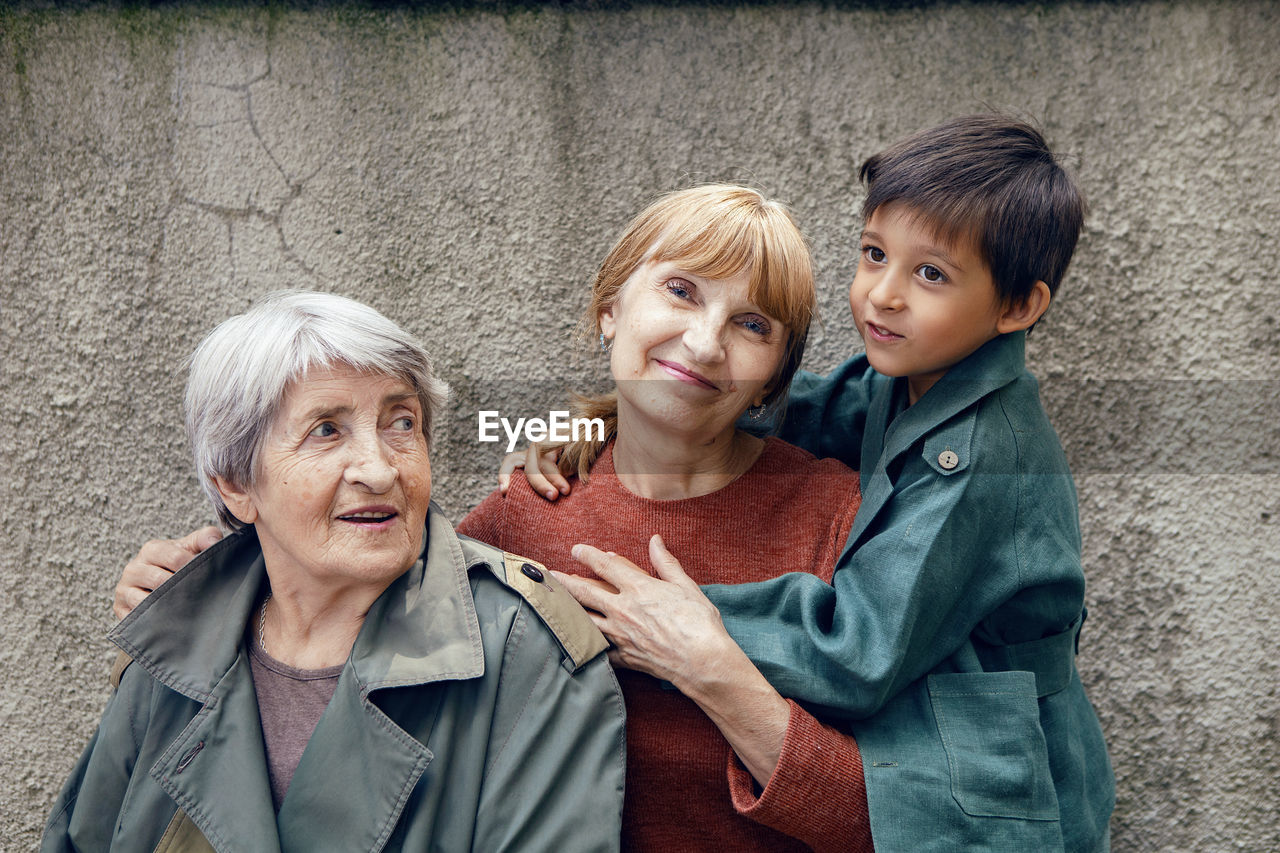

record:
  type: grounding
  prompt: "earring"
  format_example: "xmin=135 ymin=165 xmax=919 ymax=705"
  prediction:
xmin=747 ymin=404 xmax=768 ymax=421
xmin=599 ymin=333 xmax=612 ymax=353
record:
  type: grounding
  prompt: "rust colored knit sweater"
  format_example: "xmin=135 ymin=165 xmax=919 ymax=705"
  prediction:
xmin=458 ymin=437 xmax=874 ymax=853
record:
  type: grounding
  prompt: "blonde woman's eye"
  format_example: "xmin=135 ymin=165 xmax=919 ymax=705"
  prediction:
xmin=666 ymin=279 xmax=693 ymax=299
xmin=741 ymin=315 xmax=772 ymax=336
xmin=919 ymin=265 xmax=946 ymax=283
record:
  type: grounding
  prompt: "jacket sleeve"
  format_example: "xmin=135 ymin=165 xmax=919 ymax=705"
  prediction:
xmin=471 ymin=603 xmax=626 ymax=853
xmin=704 ymin=422 xmax=1080 ymax=720
xmin=42 ymin=665 xmax=151 ymax=852
xmin=726 ymin=700 xmax=873 ymax=852
xmin=775 ymin=356 xmax=878 ymax=467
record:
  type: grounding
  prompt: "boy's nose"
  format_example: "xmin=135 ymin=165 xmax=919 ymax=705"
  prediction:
xmin=868 ymin=274 xmax=906 ymax=311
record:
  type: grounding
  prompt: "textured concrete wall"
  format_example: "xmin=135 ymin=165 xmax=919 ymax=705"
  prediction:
xmin=3 ymin=1 xmax=1277 ymax=849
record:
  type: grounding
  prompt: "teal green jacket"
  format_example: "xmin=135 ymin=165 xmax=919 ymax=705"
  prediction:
xmin=706 ymin=332 xmax=1114 ymax=852
xmin=44 ymin=505 xmax=626 ymax=853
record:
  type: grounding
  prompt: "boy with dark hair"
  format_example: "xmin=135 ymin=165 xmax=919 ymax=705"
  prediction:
xmin=694 ymin=114 xmax=1115 ymax=851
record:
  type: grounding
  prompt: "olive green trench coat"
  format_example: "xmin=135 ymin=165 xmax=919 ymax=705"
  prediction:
xmin=44 ymin=504 xmax=626 ymax=852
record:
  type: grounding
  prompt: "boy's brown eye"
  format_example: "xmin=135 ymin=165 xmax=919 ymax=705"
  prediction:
xmin=865 ymin=246 xmax=886 ymax=263
xmin=920 ymin=265 xmax=945 ymax=283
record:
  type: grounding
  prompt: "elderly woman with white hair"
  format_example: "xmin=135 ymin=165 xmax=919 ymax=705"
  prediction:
xmin=43 ymin=291 xmax=625 ymax=853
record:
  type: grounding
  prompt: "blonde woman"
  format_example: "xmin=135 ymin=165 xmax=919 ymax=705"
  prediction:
xmin=113 ymin=187 xmax=873 ymax=852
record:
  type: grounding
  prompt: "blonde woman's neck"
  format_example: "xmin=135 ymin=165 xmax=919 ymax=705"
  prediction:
xmin=610 ymin=413 xmax=764 ymax=501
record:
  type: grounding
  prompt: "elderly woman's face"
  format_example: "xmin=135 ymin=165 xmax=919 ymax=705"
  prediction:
xmin=217 ymin=363 xmax=432 ymax=590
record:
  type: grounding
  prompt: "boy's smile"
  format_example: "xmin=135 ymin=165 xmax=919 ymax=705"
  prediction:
xmin=850 ymin=204 xmax=1026 ymax=405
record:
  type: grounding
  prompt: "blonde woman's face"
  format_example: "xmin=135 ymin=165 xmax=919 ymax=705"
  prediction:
xmin=599 ymin=260 xmax=786 ymax=442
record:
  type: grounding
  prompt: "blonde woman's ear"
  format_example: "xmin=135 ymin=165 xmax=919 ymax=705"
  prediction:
xmin=598 ymin=306 xmax=617 ymax=339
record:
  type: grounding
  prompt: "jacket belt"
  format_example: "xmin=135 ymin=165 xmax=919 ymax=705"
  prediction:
xmin=973 ymin=609 xmax=1086 ymax=698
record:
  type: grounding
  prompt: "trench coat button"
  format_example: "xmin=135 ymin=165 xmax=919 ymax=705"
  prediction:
xmin=521 ymin=563 xmax=545 ymax=583
xmin=938 ymin=450 xmax=959 ymax=470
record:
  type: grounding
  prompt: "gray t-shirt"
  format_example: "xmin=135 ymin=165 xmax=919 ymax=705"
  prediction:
xmin=247 ymin=637 xmax=342 ymax=812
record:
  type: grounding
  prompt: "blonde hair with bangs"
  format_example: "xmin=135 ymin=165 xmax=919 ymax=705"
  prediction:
xmin=559 ymin=184 xmax=815 ymax=482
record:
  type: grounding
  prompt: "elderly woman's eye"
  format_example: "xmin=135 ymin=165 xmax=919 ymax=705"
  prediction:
xmin=391 ymin=416 xmax=415 ymax=431
xmin=309 ymin=422 xmax=338 ymax=438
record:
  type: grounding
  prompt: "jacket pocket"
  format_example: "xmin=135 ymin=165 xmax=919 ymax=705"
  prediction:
xmin=928 ymin=670 xmax=1060 ymax=821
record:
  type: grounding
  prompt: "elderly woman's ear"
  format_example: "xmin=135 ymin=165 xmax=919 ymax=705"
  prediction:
xmin=214 ymin=476 xmax=258 ymax=526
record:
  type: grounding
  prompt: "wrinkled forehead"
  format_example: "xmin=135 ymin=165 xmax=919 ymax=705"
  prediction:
xmin=270 ymin=362 xmax=420 ymax=426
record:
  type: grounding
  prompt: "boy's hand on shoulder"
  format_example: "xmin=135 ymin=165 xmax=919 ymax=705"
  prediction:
xmin=497 ymin=443 xmax=570 ymax=501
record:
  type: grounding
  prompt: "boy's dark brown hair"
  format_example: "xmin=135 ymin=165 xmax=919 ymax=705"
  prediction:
xmin=859 ymin=114 xmax=1086 ymax=308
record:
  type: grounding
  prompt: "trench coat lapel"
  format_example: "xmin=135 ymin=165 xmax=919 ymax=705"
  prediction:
xmin=110 ymin=531 xmax=282 ymax=851
xmin=150 ymin=654 xmax=283 ymax=851
xmin=109 ymin=506 xmax=486 ymax=853
xmin=274 ymin=504 xmax=485 ymax=852
xmin=844 ymin=332 xmax=1027 ymax=551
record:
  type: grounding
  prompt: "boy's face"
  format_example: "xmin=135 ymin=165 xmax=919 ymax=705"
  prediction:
xmin=850 ymin=204 xmax=1007 ymax=404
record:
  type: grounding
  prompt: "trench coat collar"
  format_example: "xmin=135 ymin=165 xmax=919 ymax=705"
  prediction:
xmin=109 ymin=502 xmax=484 ymax=701
xmin=849 ymin=332 xmax=1027 ymax=547
xmin=108 ymin=502 xmax=486 ymax=852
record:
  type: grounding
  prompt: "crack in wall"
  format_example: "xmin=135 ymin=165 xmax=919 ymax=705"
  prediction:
xmin=172 ymin=41 xmax=328 ymax=287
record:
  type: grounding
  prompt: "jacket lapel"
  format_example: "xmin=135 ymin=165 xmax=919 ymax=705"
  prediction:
xmin=843 ymin=333 xmax=1028 ymax=553
xmin=273 ymin=675 xmax=437 ymax=853
xmin=275 ymin=504 xmax=485 ymax=853
xmin=110 ymin=530 xmax=282 ymax=850
xmin=111 ymin=507 xmax=486 ymax=853
xmin=109 ymin=528 xmax=267 ymax=703
xmin=149 ymin=653 xmax=283 ymax=851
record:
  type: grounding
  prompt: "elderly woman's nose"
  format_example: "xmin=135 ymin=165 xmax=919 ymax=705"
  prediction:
xmin=343 ymin=433 xmax=398 ymax=491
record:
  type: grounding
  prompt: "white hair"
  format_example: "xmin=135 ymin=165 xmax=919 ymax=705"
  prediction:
xmin=185 ymin=290 xmax=450 ymax=529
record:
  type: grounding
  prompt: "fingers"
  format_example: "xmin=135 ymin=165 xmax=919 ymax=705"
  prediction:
xmin=113 ymin=585 xmax=152 ymax=621
xmin=534 ymin=445 xmax=570 ymax=497
xmin=113 ymin=528 xmax=216 ymax=621
xmin=139 ymin=536 xmax=203 ymax=575
xmin=497 ymin=452 xmax=527 ymax=495
xmin=647 ymin=534 xmax=694 ymax=586
xmin=570 ymin=543 xmax=653 ymax=589
xmin=523 ymin=444 xmax=569 ymax=501
xmin=551 ymin=569 xmax=618 ymax=615
xmin=113 ymin=542 xmax=179 ymax=621
xmin=497 ymin=445 xmax=570 ymax=500
xmin=185 ymin=525 xmax=224 ymax=554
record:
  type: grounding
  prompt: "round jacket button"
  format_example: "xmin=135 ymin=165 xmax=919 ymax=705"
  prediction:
xmin=521 ymin=563 xmax=545 ymax=583
xmin=938 ymin=450 xmax=959 ymax=470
